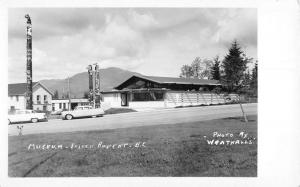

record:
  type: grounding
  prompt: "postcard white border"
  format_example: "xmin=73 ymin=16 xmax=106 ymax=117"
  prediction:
xmin=1 ymin=0 xmax=300 ymax=187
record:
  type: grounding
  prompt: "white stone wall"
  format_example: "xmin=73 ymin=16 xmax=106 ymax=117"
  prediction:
xmin=102 ymin=93 xmax=122 ymax=108
xmin=128 ymin=101 xmax=165 ymax=109
xmin=8 ymin=95 xmax=26 ymax=110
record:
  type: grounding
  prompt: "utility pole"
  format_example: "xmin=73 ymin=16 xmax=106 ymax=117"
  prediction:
xmin=25 ymin=14 xmax=33 ymax=110
xmin=92 ymin=70 xmax=96 ymax=109
xmin=68 ymin=77 xmax=71 ymax=110
xmin=62 ymin=87 xmax=65 ymax=99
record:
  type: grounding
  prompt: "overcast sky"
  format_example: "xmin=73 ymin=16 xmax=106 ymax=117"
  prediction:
xmin=8 ymin=8 xmax=257 ymax=83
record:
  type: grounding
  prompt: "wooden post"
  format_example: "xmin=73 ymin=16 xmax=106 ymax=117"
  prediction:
xmin=239 ymin=95 xmax=248 ymax=122
xmin=68 ymin=77 xmax=71 ymax=111
xmin=92 ymin=69 xmax=96 ymax=109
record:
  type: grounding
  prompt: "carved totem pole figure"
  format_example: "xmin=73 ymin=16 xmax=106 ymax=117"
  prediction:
xmin=25 ymin=14 xmax=33 ymax=110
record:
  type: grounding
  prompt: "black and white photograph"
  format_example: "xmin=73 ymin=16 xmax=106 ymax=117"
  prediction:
xmin=7 ymin=8 xmax=258 ymax=177
xmin=1 ymin=0 xmax=299 ymax=186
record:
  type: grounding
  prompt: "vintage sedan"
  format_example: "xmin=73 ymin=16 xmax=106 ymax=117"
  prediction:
xmin=61 ymin=106 xmax=104 ymax=120
xmin=8 ymin=110 xmax=48 ymax=124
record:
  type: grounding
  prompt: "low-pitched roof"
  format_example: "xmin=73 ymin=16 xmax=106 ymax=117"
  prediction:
xmin=141 ymin=75 xmax=220 ymax=85
xmin=8 ymin=82 xmax=38 ymax=95
xmin=8 ymin=82 xmax=53 ymax=96
xmin=114 ymin=75 xmax=221 ymax=90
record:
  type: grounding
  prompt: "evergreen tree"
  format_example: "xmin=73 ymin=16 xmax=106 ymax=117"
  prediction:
xmin=83 ymin=91 xmax=89 ymax=99
xmin=62 ymin=93 xmax=69 ymax=99
xmin=210 ymin=56 xmax=221 ymax=80
xmin=243 ymin=69 xmax=251 ymax=88
xmin=221 ymin=40 xmax=250 ymax=93
xmin=53 ymin=90 xmax=59 ymax=99
xmin=250 ymin=61 xmax=258 ymax=96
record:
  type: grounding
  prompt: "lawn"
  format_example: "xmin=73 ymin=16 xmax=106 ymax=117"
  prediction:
xmin=8 ymin=115 xmax=257 ymax=177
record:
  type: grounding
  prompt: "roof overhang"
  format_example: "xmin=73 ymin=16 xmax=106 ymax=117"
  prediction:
xmin=114 ymin=75 xmax=222 ymax=90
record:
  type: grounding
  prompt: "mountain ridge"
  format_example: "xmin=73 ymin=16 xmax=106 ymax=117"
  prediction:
xmin=39 ymin=67 xmax=143 ymax=98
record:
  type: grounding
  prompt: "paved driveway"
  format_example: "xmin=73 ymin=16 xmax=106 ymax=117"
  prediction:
xmin=8 ymin=103 xmax=257 ymax=136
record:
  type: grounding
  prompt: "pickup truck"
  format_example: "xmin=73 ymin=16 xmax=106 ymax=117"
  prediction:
xmin=8 ymin=109 xmax=47 ymax=124
xmin=61 ymin=106 xmax=104 ymax=120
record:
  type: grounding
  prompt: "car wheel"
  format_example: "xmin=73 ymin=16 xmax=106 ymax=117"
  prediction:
xmin=66 ymin=114 xmax=73 ymax=120
xmin=31 ymin=118 xmax=38 ymax=123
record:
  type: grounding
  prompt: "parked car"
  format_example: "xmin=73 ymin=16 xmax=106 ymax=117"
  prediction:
xmin=61 ymin=106 xmax=104 ymax=120
xmin=8 ymin=109 xmax=48 ymax=124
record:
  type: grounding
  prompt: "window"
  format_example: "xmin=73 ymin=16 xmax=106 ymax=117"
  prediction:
xmin=63 ymin=103 xmax=66 ymax=109
xmin=59 ymin=103 xmax=62 ymax=109
xmin=44 ymin=95 xmax=47 ymax=102
xmin=16 ymin=95 xmax=19 ymax=102
xmin=132 ymin=91 xmax=164 ymax=101
xmin=37 ymin=95 xmax=40 ymax=104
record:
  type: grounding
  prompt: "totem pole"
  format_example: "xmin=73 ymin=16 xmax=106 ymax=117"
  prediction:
xmin=94 ymin=63 xmax=101 ymax=108
xmin=87 ymin=65 xmax=93 ymax=106
xmin=25 ymin=14 xmax=33 ymax=110
xmin=87 ymin=63 xmax=101 ymax=108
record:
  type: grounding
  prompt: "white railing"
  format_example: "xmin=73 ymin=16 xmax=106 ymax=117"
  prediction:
xmin=165 ymin=91 xmax=239 ymax=107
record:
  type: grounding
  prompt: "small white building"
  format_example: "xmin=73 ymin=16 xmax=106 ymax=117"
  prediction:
xmin=51 ymin=98 xmax=90 ymax=111
xmin=51 ymin=99 xmax=70 ymax=111
xmin=8 ymin=82 xmax=53 ymax=111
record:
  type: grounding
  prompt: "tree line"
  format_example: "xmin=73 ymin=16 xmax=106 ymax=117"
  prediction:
xmin=179 ymin=40 xmax=257 ymax=96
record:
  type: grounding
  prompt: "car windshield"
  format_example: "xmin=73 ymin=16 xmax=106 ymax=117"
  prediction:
xmin=15 ymin=110 xmax=32 ymax=114
xmin=15 ymin=111 xmax=25 ymax=114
